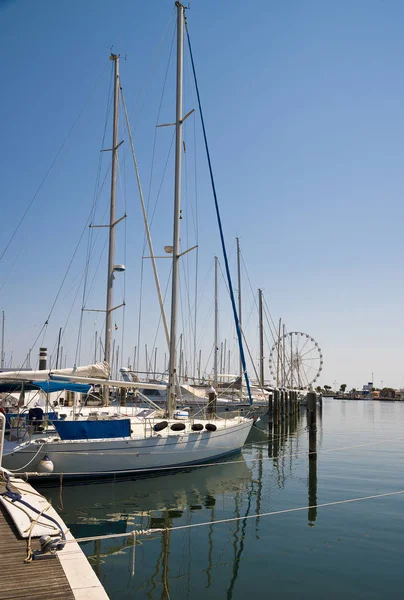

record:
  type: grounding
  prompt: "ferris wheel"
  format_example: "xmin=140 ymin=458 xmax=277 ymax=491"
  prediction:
xmin=268 ymin=331 xmax=323 ymax=389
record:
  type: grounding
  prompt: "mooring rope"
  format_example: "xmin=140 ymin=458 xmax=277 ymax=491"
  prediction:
xmin=61 ymin=488 xmax=404 ymax=546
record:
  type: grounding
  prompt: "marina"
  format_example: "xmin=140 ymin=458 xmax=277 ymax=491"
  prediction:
xmin=1 ymin=0 xmax=404 ymax=598
xmin=31 ymin=399 xmax=404 ymax=599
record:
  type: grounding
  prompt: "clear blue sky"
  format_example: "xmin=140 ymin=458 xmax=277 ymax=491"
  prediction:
xmin=1 ymin=0 xmax=404 ymax=389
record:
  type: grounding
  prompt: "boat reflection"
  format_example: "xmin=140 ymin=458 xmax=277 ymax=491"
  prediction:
xmin=38 ymin=454 xmax=252 ymax=532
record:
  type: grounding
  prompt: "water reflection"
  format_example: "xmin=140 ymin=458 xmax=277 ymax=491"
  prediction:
xmin=37 ymin=411 xmax=309 ymax=599
xmin=40 ymin=455 xmax=252 ymax=532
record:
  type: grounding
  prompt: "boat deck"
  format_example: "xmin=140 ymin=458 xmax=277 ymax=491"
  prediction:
xmin=0 ymin=501 xmax=75 ymax=600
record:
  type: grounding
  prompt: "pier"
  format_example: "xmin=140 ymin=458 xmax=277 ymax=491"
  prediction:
xmin=0 ymin=475 xmax=109 ymax=600
xmin=0 ymin=413 xmax=108 ymax=600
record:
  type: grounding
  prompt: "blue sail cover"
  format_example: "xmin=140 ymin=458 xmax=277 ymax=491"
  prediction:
xmin=54 ymin=418 xmax=131 ymax=440
xmin=32 ymin=381 xmax=92 ymax=394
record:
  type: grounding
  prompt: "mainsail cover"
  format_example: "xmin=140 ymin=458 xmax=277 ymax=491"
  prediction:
xmin=0 ymin=361 xmax=110 ymax=382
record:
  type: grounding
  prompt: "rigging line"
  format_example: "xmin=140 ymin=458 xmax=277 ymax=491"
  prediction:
xmin=195 ymin=259 xmax=214 ymax=313
xmin=75 ymin=215 xmax=109 ymax=366
xmin=216 ymin=257 xmax=265 ymax=392
xmin=183 ymin=119 xmax=191 ymax=364
xmin=83 ymin=236 xmax=109 ymax=309
xmin=92 ymin=61 xmax=114 ymax=221
xmin=129 ymin=7 xmax=176 ymax=124
xmin=179 ymin=247 xmax=195 ymax=366
xmin=185 ymin=52 xmax=200 ymax=377
xmin=82 ymin=167 xmax=112 ymax=303
xmin=143 ymin=22 xmax=177 ymax=255
xmin=185 ymin=23 xmax=256 ymax=403
xmin=75 ymin=239 xmax=109 ymax=366
xmin=136 ymin=259 xmax=144 ymax=372
xmin=0 ymin=60 xmax=109 ymax=269
xmin=66 ymin=489 xmax=404 ymax=546
xmin=195 ymin=297 xmax=215 ymax=351
xmin=120 ymin=84 xmax=171 ymax=354
xmin=262 ymin=295 xmax=281 ymax=344
xmin=80 ymin=68 xmax=114 ymax=319
xmin=33 ymin=211 xmax=91 ymax=369
xmin=149 ymin=265 xmax=173 ymax=370
xmin=148 ymin=131 xmax=176 ymax=234
xmin=262 ymin=295 xmax=282 ymax=346
xmin=80 ymin=168 xmax=113 ymax=311
xmin=61 ymin=270 xmax=87 ymax=352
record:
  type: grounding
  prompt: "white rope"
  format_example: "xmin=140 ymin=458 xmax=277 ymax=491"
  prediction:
xmin=169 ymin=489 xmax=404 ymax=532
xmin=69 ymin=528 xmax=163 ymax=544
xmin=61 ymin=489 xmax=404 ymax=545
xmin=131 ymin=531 xmax=136 ymax=577
xmin=10 ymin=443 xmax=44 ymax=472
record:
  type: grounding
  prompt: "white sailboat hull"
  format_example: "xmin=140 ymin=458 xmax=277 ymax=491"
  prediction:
xmin=2 ymin=418 xmax=253 ymax=479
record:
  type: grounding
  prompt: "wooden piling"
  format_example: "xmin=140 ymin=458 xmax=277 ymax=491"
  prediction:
xmin=267 ymin=391 xmax=273 ymax=420
xmin=273 ymin=389 xmax=279 ymax=425
xmin=308 ymin=446 xmax=317 ymax=525
xmin=307 ymin=392 xmax=318 ymax=524
xmin=307 ymin=391 xmax=317 ymax=456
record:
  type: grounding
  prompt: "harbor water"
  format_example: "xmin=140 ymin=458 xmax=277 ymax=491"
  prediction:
xmin=39 ymin=400 xmax=404 ymax=599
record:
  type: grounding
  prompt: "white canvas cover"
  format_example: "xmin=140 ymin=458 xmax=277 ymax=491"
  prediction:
xmin=180 ymin=383 xmax=209 ymax=399
xmin=0 ymin=361 xmax=110 ymax=381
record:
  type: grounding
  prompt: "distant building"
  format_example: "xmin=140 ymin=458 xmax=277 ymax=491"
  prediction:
xmin=362 ymin=382 xmax=373 ymax=395
xmin=380 ymin=388 xmax=396 ymax=399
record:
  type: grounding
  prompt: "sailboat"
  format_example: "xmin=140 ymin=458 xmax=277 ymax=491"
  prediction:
xmin=1 ymin=2 xmax=254 ymax=479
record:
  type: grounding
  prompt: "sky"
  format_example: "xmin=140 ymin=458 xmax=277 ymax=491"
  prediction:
xmin=1 ymin=0 xmax=404 ymax=390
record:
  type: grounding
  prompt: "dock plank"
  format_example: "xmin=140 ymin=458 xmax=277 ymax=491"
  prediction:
xmin=0 ymin=502 xmax=75 ymax=600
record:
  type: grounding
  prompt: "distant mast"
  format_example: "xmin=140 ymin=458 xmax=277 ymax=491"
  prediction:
xmin=236 ymin=237 xmax=243 ymax=387
xmin=214 ymin=256 xmax=218 ymax=389
xmin=258 ymin=289 xmax=264 ymax=387
xmin=1 ymin=311 xmax=4 ymax=369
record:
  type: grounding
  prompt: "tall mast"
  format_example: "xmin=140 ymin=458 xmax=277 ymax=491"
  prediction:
xmin=236 ymin=237 xmax=242 ymax=385
xmin=258 ymin=289 xmax=264 ymax=387
xmin=214 ymin=256 xmax=218 ymax=388
xmin=56 ymin=327 xmax=62 ymax=370
xmin=104 ymin=53 xmax=120 ymax=404
xmin=167 ymin=2 xmax=185 ymax=418
xmin=1 ymin=311 xmax=4 ymax=369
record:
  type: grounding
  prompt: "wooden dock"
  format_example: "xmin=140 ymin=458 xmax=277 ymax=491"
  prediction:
xmin=0 ymin=478 xmax=109 ymax=600
xmin=0 ymin=501 xmax=75 ymax=600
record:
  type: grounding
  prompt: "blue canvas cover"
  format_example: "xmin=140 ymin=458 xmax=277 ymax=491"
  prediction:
xmin=32 ymin=381 xmax=91 ymax=394
xmin=54 ymin=418 xmax=131 ymax=440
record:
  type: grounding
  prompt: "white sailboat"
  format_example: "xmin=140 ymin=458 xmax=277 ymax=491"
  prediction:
xmin=1 ymin=2 xmax=253 ymax=479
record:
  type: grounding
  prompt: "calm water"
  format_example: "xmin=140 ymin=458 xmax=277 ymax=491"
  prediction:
xmin=39 ymin=400 xmax=404 ymax=599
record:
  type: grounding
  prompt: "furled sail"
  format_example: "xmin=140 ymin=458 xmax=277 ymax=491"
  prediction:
xmin=0 ymin=361 xmax=110 ymax=381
